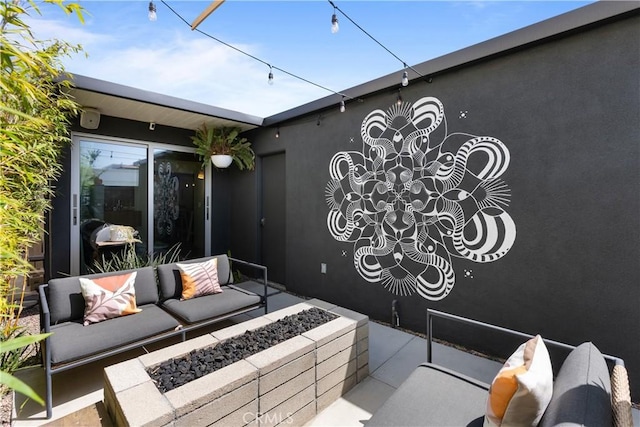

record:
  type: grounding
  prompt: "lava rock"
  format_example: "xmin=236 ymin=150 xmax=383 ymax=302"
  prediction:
xmin=148 ymin=307 xmax=337 ymax=392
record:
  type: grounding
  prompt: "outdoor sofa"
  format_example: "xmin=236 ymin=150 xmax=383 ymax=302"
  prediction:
xmin=38 ymin=254 xmax=267 ymax=419
xmin=367 ymin=309 xmax=633 ymax=427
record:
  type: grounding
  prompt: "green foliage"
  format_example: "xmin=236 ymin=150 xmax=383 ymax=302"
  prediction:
xmin=191 ymin=125 xmax=256 ymax=171
xmin=1 ymin=328 xmax=33 ymax=380
xmin=1 ymin=0 xmax=85 ymax=403
xmin=0 ymin=332 xmax=51 ymax=405
xmin=89 ymin=243 xmax=183 ymax=273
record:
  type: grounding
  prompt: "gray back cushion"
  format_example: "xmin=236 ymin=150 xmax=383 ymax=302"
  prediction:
xmin=47 ymin=267 xmax=158 ymax=324
xmin=539 ymin=342 xmax=612 ymax=427
xmin=156 ymin=254 xmax=232 ymax=301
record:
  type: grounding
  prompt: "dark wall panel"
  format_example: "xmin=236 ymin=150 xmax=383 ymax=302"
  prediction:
xmin=47 ymin=147 xmax=71 ymax=279
xmin=211 ymin=169 xmax=232 ymax=256
xmin=241 ymin=13 xmax=640 ymax=398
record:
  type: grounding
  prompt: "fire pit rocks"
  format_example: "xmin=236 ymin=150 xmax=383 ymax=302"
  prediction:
xmin=104 ymin=300 xmax=369 ymax=426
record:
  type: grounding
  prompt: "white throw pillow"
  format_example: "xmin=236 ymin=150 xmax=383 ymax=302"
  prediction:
xmin=484 ymin=335 xmax=553 ymax=427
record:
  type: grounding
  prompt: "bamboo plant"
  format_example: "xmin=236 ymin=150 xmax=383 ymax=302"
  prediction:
xmin=0 ymin=0 xmax=84 ymax=404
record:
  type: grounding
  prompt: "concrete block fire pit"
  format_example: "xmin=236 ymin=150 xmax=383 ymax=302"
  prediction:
xmin=104 ymin=301 xmax=368 ymax=426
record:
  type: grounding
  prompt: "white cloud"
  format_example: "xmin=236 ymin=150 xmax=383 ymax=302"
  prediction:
xmin=27 ymin=15 xmax=327 ymax=117
xmin=29 ymin=16 xmax=111 ymax=47
xmin=60 ymin=29 xmax=324 ymax=117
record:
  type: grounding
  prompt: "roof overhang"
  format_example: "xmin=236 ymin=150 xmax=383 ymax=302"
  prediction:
xmin=66 ymin=74 xmax=263 ymax=132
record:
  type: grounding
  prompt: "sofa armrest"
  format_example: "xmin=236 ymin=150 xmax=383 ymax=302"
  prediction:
xmin=426 ymin=309 xmax=624 ymax=367
xmin=229 ymin=257 xmax=268 ymax=305
xmin=38 ymin=284 xmax=51 ymax=334
xmin=38 ymin=284 xmax=52 ymax=370
xmin=611 ymin=363 xmax=634 ymax=427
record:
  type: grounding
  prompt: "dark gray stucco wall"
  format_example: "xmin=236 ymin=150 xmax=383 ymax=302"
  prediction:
xmin=239 ymin=12 xmax=640 ymax=398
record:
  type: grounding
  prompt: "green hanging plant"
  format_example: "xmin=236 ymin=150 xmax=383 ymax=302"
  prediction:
xmin=191 ymin=125 xmax=256 ymax=171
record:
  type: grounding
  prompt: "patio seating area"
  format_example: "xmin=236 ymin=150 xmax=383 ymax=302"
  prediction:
xmin=2 ymin=2 xmax=639 ymax=426
xmin=11 ymin=286 xmax=639 ymax=426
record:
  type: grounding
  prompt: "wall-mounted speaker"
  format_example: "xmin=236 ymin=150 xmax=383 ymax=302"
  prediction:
xmin=80 ymin=108 xmax=101 ymax=129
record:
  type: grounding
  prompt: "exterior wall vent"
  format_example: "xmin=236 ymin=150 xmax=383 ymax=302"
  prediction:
xmin=80 ymin=107 xmax=101 ymax=129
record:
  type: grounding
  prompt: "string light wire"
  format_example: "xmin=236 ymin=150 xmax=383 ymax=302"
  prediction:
xmin=328 ymin=0 xmax=423 ymax=83
xmin=159 ymin=1 xmax=357 ymax=103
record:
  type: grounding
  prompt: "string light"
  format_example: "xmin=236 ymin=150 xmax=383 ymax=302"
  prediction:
xmin=148 ymin=1 xmax=157 ymax=21
xmin=396 ymin=89 xmax=403 ymax=106
xmin=329 ymin=1 xmax=423 ymax=85
xmin=275 ymin=127 xmax=280 ymax=138
xmin=330 ymin=1 xmax=339 ymax=34
xmin=340 ymin=97 xmax=346 ymax=113
xmin=159 ymin=0 xmax=355 ymax=113
xmin=268 ymin=66 xmax=274 ymax=85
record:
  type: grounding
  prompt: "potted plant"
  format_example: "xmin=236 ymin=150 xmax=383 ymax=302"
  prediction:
xmin=191 ymin=124 xmax=255 ymax=170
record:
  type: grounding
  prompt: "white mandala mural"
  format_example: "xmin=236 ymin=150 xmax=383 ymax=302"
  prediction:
xmin=325 ymin=97 xmax=516 ymax=300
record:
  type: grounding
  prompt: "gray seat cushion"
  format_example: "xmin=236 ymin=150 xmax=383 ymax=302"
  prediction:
xmin=47 ymin=267 xmax=159 ymax=324
xmin=366 ymin=363 xmax=488 ymax=427
xmin=48 ymin=304 xmax=180 ymax=364
xmin=539 ymin=342 xmax=612 ymax=427
xmin=160 ymin=285 xmax=261 ymax=324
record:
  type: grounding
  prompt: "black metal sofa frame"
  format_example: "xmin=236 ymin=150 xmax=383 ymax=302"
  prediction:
xmin=366 ymin=309 xmax=633 ymax=427
xmin=38 ymin=254 xmax=267 ymax=419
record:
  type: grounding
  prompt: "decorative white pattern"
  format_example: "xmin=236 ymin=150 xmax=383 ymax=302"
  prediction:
xmin=154 ymin=162 xmax=179 ymax=238
xmin=325 ymin=97 xmax=516 ymax=300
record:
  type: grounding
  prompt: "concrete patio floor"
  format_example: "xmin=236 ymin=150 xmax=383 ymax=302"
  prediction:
xmin=12 ymin=285 xmax=639 ymax=426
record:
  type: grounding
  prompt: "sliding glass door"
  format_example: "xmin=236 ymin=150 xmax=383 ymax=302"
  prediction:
xmin=153 ymin=149 xmax=206 ymax=258
xmin=70 ymin=135 xmax=210 ymax=275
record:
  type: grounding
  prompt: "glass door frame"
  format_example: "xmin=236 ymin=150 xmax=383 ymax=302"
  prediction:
xmin=70 ymin=132 xmax=211 ymax=276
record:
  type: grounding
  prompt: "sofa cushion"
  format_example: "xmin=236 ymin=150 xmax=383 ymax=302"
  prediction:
xmin=485 ymin=335 xmax=553 ymax=427
xmin=157 ymin=255 xmax=232 ymax=301
xmin=161 ymin=285 xmax=261 ymax=324
xmin=177 ymin=258 xmax=222 ymax=300
xmin=366 ymin=363 xmax=489 ymax=427
xmin=47 ymin=267 xmax=158 ymax=324
xmin=539 ymin=342 xmax=612 ymax=427
xmin=48 ymin=304 xmax=180 ymax=364
xmin=80 ymin=272 xmax=141 ymax=325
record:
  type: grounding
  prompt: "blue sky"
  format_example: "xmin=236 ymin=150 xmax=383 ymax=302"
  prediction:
xmin=32 ymin=1 xmax=593 ymax=117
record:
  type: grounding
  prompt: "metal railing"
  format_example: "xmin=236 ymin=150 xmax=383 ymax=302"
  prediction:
xmin=426 ymin=308 xmax=624 ymax=367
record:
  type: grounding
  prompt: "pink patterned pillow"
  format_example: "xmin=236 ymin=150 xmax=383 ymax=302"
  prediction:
xmin=79 ymin=272 xmax=141 ymax=325
xmin=177 ymin=258 xmax=223 ymax=300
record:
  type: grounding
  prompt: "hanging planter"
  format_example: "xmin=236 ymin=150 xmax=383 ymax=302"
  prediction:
xmin=211 ymin=154 xmax=233 ymax=168
xmin=191 ymin=124 xmax=255 ymax=171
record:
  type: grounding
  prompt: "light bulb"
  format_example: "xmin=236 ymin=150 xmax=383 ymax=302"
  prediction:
xmin=331 ymin=14 xmax=339 ymax=34
xmin=401 ymin=70 xmax=409 ymax=87
xmin=268 ymin=70 xmax=274 ymax=85
xmin=275 ymin=128 xmax=280 ymax=138
xmin=148 ymin=1 xmax=157 ymax=21
xmin=396 ymin=92 xmax=403 ymax=106
xmin=340 ymin=99 xmax=346 ymax=113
